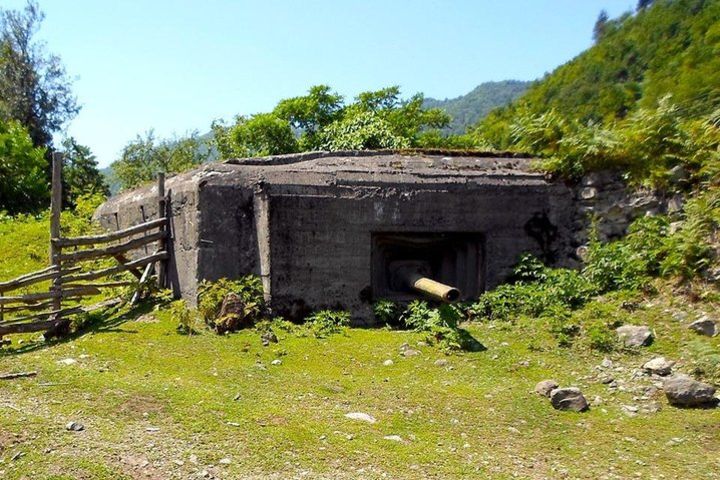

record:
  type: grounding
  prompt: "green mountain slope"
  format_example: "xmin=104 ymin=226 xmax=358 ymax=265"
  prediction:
xmin=480 ymin=0 xmax=720 ymax=144
xmin=424 ymin=80 xmax=530 ymax=134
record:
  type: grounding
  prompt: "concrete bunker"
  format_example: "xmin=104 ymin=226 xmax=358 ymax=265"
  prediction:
xmin=96 ymin=150 xmax=576 ymax=324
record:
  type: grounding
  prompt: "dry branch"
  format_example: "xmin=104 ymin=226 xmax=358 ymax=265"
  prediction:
xmin=0 ymin=319 xmax=62 ymax=336
xmin=0 ymin=371 xmax=38 ymax=380
xmin=61 ymin=252 xmax=168 ymax=284
xmin=62 ymin=281 xmax=135 ymax=289
xmin=59 ymin=230 xmax=166 ymax=263
xmin=0 ymin=267 xmax=81 ymax=293
xmin=1 ymin=306 xmax=84 ymax=326
xmin=53 ymin=218 xmax=167 ymax=248
xmin=0 ymin=301 xmax=54 ymax=314
xmin=0 ymin=286 xmax=101 ymax=305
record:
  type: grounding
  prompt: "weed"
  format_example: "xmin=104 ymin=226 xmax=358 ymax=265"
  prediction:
xmin=305 ymin=310 xmax=351 ymax=338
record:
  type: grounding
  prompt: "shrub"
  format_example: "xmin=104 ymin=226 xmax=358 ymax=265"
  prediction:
xmin=686 ymin=339 xmax=720 ymax=384
xmin=401 ymin=301 xmax=482 ymax=352
xmin=585 ymin=320 xmax=617 ymax=352
xmin=306 ymin=310 xmax=351 ymax=338
xmin=471 ymin=259 xmax=596 ymax=322
xmin=169 ymin=299 xmax=202 ymax=335
xmin=197 ymin=276 xmax=264 ymax=333
xmin=372 ymin=299 xmax=401 ymax=326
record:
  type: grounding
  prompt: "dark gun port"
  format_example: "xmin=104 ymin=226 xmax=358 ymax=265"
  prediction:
xmin=371 ymin=232 xmax=485 ymax=303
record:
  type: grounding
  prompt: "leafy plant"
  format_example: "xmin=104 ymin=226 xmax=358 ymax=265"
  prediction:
xmin=305 ymin=310 xmax=351 ymax=338
xmin=401 ymin=301 xmax=482 ymax=352
xmin=169 ymin=299 xmax=202 ymax=335
xmin=372 ymin=299 xmax=401 ymax=326
xmin=197 ymin=276 xmax=265 ymax=334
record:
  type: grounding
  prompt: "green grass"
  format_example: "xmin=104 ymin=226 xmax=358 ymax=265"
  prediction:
xmin=1 ymin=294 xmax=719 ymax=479
xmin=1 ymin=212 xmax=719 ymax=479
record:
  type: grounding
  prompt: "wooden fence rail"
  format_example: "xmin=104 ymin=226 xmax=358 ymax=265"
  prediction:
xmin=0 ymin=153 xmax=171 ymax=340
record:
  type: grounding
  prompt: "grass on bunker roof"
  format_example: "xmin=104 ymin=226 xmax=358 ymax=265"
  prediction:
xmin=1 ymin=294 xmax=720 ymax=480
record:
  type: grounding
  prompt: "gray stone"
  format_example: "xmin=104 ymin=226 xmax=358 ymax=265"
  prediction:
xmin=65 ymin=421 xmax=84 ymax=432
xmin=668 ymin=165 xmax=689 ymax=184
xmin=549 ymin=387 xmax=588 ymax=412
xmin=616 ymin=325 xmax=653 ymax=347
xmin=534 ymin=379 xmax=559 ymax=397
xmin=642 ymin=357 xmax=674 ymax=376
xmin=401 ymin=348 xmax=421 ymax=357
xmin=580 ymin=187 xmax=598 ymax=200
xmin=434 ymin=359 xmax=449 ymax=367
xmin=261 ymin=330 xmax=278 ymax=346
xmin=345 ymin=412 xmax=376 ymax=423
xmin=688 ymin=317 xmax=717 ymax=337
xmin=667 ymin=194 xmax=684 ymax=214
xmin=663 ymin=375 xmax=717 ymax=407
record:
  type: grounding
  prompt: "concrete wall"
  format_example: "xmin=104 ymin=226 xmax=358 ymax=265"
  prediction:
xmin=260 ymin=181 xmax=573 ymax=323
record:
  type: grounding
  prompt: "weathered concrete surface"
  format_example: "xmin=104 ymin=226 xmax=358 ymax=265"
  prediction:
xmin=97 ymin=150 xmax=577 ymax=323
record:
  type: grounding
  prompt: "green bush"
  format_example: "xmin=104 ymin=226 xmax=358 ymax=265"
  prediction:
xmin=305 ymin=310 xmax=351 ymax=338
xmin=372 ymin=299 xmax=401 ymax=326
xmin=197 ymin=276 xmax=264 ymax=333
xmin=686 ymin=339 xmax=720 ymax=384
xmin=169 ymin=299 xmax=202 ymax=335
xmin=401 ymin=301 xmax=482 ymax=352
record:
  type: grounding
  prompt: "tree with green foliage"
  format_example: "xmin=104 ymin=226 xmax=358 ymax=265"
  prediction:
xmin=111 ymin=131 xmax=213 ymax=190
xmin=319 ymin=111 xmax=409 ymax=151
xmin=212 ymin=113 xmax=298 ymax=158
xmin=593 ymin=10 xmax=609 ymax=42
xmin=0 ymin=119 xmax=47 ymax=214
xmin=60 ymin=137 xmax=110 ymax=207
xmin=477 ymin=0 xmax=720 ymax=148
xmin=214 ymin=85 xmax=450 ymax=159
xmin=273 ymin=84 xmax=344 ymax=150
xmin=0 ymin=1 xmax=78 ymax=148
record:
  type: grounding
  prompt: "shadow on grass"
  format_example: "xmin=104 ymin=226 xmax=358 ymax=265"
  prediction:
xmin=0 ymin=300 xmax=158 ymax=357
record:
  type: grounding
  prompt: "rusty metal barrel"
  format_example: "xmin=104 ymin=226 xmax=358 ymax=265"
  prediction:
xmin=405 ymin=272 xmax=460 ymax=303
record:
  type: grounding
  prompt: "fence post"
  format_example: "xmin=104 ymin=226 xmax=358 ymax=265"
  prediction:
xmin=50 ymin=152 xmax=63 ymax=317
xmin=157 ymin=173 xmax=166 ymax=289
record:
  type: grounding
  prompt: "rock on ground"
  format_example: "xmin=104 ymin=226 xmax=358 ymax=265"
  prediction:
xmin=550 ymin=387 xmax=589 ymax=412
xmin=616 ymin=325 xmax=653 ymax=347
xmin=535 ymin=380 xmax=559 ymax=397
xmin=345 ymin=412 xmax=377 ymax=423
xmin=663 ymin=375 xmax=717 ymax=407
xmin=688 ymin=317 xmax=718 ymax=337
xmin=642 ymin=357 xmax=675 ymax=376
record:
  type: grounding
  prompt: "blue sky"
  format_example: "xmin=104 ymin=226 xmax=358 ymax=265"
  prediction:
xmin=4 ymin=0 xmax=635 ymax=166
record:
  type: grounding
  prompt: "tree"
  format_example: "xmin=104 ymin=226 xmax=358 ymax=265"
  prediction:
xmin=273 ymin=85 xmax=344 ymax=149
xmin=212 ymin=113 xmax=297 ymax=158
xmin=637 ymin=0 xmax=654 ymax=11
xmin=0 ymin=119 xmax=47 ymax=214
xmin=0 ymin=1 xmax=79 ymax=148
xmin=319 ymin=111 xmax=409 ymax=151
xmin=112 ymin=131 xmax=213 ymax=190
xmin=60 ymin=137 xmax=110 ymax=206
xmin=593 ymin=10 xmax=609 ymax=43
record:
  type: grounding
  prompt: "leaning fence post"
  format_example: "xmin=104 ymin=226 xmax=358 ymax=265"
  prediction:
xmin=50 ymin=152 xmax=63 ymax=318
xmin=157 ymin=173 xmax=166 ymax=288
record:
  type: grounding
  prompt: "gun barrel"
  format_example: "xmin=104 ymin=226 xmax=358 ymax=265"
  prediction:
xmin=407 ymin=273 xmax=460 ymax=303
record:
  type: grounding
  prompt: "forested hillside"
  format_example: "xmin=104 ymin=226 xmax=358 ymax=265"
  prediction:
xmin=479 ymin=0 xmax=720 ymax=147
xmin=424 ymin=80 xmax=530 ymax=134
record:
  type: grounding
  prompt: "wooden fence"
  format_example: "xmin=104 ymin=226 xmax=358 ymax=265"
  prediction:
xmin=0 ymin=154 xmax=170 ymax=339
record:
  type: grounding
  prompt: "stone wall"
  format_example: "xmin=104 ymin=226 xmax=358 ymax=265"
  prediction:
xmin=568 ymin=171 xmax=670 ymax=264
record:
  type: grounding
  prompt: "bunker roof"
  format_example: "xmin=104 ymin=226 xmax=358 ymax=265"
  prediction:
xmin=197 ymin=149 xmax=547 ymax=189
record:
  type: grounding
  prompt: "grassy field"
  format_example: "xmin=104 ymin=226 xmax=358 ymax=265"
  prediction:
xmin=2 ymin=215 xmax=720 ymax=479
xmin=1 ymin=293 xmax=719 ymax=480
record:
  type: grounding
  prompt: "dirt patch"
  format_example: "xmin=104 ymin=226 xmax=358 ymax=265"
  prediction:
xmin=119 ymin=395 xmax=166 ymax=417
